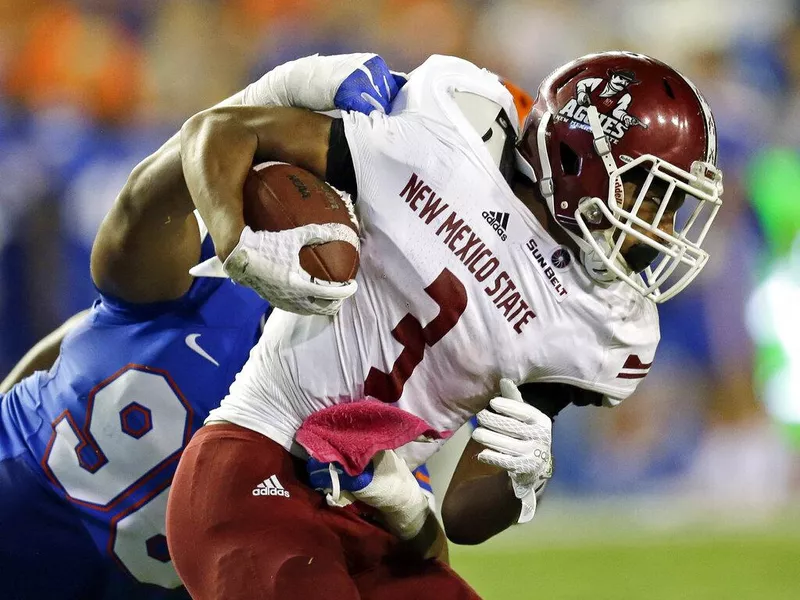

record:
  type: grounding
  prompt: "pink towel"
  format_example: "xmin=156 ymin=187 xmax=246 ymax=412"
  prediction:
xmin=295 ymin=400 xmax=452 ymax=475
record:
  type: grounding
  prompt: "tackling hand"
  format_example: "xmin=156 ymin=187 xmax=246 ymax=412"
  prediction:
xmin=307 ymin=456 xmax=376 ymax=497
xmin=472 ymin=378 xmax=553 ymax=524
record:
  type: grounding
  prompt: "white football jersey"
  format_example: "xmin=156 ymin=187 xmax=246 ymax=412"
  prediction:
xmin=208 ymin=55 xmax=659 ymax=467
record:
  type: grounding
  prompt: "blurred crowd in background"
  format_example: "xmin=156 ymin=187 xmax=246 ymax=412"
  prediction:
xmin=1 ymin=0 xmax=799 ymax=518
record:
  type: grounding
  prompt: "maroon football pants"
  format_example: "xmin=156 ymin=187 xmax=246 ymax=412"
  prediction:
xmin=166 ymin=423 xmax=481 ymax=600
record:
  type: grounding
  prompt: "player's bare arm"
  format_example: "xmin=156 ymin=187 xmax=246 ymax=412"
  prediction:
xmin=442 ymin=437 xmax=523 ymax=545
xmin=180 ymin=106 xmax=334 ymax=260
xmin=91 ymin=91 xmax=249 ymax=305
xmin=443 ymin=383 xmax=597 ymax=545
xmin=90 ymin=129 xmax=204 ymax=304
xmin=0 ymin=309 xmax=91 ymax=393
xmin=92 ymin=53 xmax=401 ymax=306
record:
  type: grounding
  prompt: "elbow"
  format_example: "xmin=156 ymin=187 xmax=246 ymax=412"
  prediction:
xmin=181 ymin=106 xmax=245 ymax=138
xmin=179 ymin=107 xmax=257 ymax=171
xmin=180 ymin=108 xmax=222 ymax=147
xmin=180 ymin=107 xmax=239 ymax=150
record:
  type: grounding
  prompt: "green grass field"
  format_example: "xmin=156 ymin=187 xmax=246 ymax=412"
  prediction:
xmin=447 ymin=509 xmax=800 ymax=600
xmin=428 ymin=432 xmax=800 ymax=599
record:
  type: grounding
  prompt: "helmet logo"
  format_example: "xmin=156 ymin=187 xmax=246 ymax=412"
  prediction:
xmin=555 ymin=69 xmax=647 ymax=142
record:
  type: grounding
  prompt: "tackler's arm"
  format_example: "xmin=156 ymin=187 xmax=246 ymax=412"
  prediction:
xmin=0 ymin=309 xmax=90 ymax=393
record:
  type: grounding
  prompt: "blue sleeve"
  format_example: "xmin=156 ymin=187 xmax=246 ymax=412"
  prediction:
xmin=95 ymin=233 xmax=222 ymax=321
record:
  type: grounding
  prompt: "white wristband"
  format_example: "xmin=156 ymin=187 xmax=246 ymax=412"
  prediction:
xmin=516 ymin=487 xmax=537 ymax=524
xmin=513 ymin=469 xmax=550 ymax=525
xmin=242 ymin=53 xmax=377 ymax=111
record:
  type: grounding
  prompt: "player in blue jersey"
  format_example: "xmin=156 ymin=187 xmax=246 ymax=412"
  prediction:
xmin=0 ymin=53 xmax=405 ymax=600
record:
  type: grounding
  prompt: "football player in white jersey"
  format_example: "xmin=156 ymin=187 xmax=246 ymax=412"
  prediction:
xmin=166 ymin=52 xmax=723 ymax=599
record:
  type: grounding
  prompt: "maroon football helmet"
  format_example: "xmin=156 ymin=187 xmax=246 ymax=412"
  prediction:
xmin=516 ymin=51 xmax=723 ymax=302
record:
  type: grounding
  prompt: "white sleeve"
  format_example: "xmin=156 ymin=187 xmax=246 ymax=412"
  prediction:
xmin=242 ymin=53 xmax=378 ymax=110
xmin=595 ymin=299 xmax=660 ymax=405
xmin=527 ymin=296 xmax=660 ymax=405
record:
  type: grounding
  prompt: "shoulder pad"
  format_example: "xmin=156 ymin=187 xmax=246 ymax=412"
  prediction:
xmin=598 ymin=296 xmax=660 ymax=404
xmin=391 ymin=55 xmax=519 ymax=176
xmin=392 ymin=55 xmax=519 ymax=140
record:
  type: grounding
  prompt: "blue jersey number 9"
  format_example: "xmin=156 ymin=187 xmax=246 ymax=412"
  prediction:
xmin=42 ymin=366 xmax=191 ymax=588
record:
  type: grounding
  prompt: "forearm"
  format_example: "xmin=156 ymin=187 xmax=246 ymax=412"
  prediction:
xmin=180 ymin=106 xmax=332 ymax=261
xmin=0 ymin=309 xmax=90 ymax=393
xmin=442 ymin=466 xmax=521 ymax=545
xmin=180 ymin=108 xmax=255 ymax=260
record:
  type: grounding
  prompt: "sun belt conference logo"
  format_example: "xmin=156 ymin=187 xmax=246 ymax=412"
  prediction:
xmin=550 ymin=247 xmax=572 ymax=269
xmin=555 ymin=68 xmax=648 ymax=143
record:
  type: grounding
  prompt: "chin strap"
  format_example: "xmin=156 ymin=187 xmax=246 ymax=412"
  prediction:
xmin=579 ymin=236 xmax=620 ymax=284
xmin=536 ymin=112 xmax=554 ymax=200
xmin=575 ymin=107 xmax=634 ymax=284
xmin=586 ymin=106 xmax=618 ymax=178
xmin=578 ymin=224 xmax=640 ymax=286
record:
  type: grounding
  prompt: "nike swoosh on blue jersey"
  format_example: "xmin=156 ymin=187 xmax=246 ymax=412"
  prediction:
xmin=184 ymin=334 xmax=220 ymax=367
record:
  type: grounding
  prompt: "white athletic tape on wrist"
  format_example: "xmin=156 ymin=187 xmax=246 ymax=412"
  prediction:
xmin=351 ymin=450 xmax=430 ymax=540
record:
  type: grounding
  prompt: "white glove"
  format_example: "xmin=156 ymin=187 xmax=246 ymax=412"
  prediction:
xmin=194 ymin=223 xmax=359 ymax=316
xmin=472 ymin=378 xmax=553 ymax=524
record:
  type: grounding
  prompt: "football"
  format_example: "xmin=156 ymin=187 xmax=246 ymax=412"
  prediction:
xmin=242 ymin=162 xmax=359 ymax=283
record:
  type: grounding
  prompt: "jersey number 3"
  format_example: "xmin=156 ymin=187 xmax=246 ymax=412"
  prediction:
xmin=42 ymin=366 xmax=191 ymax=588
xmin=365 ymin=268 xmax=467 ymax=403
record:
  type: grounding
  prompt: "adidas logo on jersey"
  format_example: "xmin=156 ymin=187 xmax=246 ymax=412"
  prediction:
xmin=252 ymin=475 xmax=290 ymax=497
xmin=482 ymin=211 xmax=509 ymax=241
